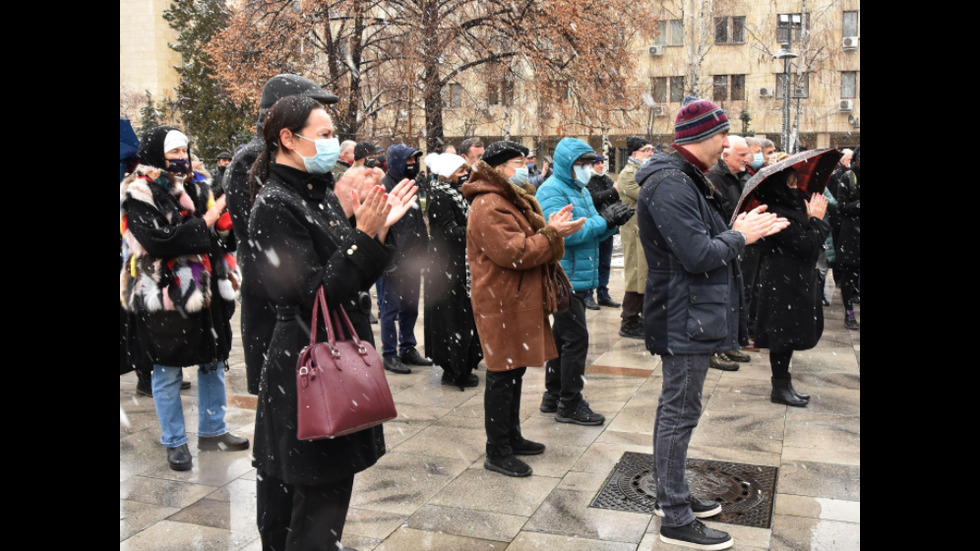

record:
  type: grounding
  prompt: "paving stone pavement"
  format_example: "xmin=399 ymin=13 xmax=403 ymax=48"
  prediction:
xmin=121 ymin=257 xmax=860 ymax=550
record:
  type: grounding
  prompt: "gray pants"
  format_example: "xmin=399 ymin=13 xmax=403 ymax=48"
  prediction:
xmin=654 ymin=353 xmax=710 ymax=527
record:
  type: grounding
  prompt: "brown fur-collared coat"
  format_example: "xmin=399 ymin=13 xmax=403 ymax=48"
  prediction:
xmin=461 ymin=161 xmax=564 ymax=371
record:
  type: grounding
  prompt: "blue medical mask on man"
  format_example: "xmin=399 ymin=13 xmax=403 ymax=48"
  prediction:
xmin=573 ymin=164 xmax=593 ymax=186
xmin=750 ymin=152 xmax=765 ymax=170
xmin=508 ymin=167 xmax=529 ymax=186
xmin=294 ymin=135 xmax=340 ymax=174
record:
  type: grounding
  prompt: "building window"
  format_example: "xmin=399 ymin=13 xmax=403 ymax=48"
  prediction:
xmin=776 ymin=73 xmax=809 ymax=99
xmin=650 ymin=77 xmax=667 ymax=104
xmin=776 ymin=13 xmax=808 ymax=43
xmin=841 ymin=72 xmax=857 ymax=98
xmin=712 ymin=74 xmax=745 ymax=101
xmin=714 ymin=16 xmax=745 ymax=44
xmin=670 ymin=76 xmax=685 ymax=102
xmin=445 ymin=83 xmax=463 ymax=108
xmin=843 ymin=11 xmax=859 ymax=37
xmin=653 ymin=19 xmax=684 ymax=46
xmin=488 ymin=80 xmax=515 ymax=106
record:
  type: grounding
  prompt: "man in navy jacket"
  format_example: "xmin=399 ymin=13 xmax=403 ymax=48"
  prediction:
xmin=635 ymin=97 xmax=788 ymax=550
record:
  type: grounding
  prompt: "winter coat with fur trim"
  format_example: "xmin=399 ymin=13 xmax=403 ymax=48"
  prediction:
xmin=120 ymin=167 xmax=239 ymax=367
xmin=462 ymin=161 xmax=563 ymax=371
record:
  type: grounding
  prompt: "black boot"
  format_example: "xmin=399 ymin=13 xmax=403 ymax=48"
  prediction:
xmin=771 ymin=377 xmax=807 ymax=407
xmin=785 ymin=373 xmax=810 ymax=401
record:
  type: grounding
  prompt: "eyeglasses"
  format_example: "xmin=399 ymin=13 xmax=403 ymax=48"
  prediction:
xmin=506 ymin=158 xmax=527 ymax=168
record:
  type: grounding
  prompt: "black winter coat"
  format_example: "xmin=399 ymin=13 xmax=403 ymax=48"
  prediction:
xmin=752 ymin=178 xmax=831 ymax=352
xmin=706 ymin=159 xmax=747 ymax=223
xmin=636 ymin=150 xmax=747 ymax=356
xmin=122 ymin=175 xmax=236 ymax=368
xmin=834 ymin=169 xmax=860 ymax=267
xmin=247 ymin=163 xmax=392 ymax=486
xmin=423 ymin=180 xmax=482 ymax=387
xmin=225 ymin=134 xmax=270 ymax=395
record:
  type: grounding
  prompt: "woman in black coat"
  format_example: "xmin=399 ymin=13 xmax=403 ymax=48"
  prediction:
xmin=246 ymin=96 xmax=417 ymax=551
xmin=423 ymin=153 xmax=483 ymax=389
xmin=834 ymin=146 xmax=860 ymax=330
xmin=752 ymin=169 xmax=830 ymax=407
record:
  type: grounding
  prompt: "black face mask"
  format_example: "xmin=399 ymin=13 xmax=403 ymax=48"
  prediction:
xmin=403 ymin=163 xmax=419 ymax=180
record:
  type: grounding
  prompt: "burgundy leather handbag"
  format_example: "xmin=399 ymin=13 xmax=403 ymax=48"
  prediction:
xmin=296 ymin=287 xmax=397 ymax=440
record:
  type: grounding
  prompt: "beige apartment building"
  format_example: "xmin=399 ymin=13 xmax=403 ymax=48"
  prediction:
xmin=120 ymin=1 xmax=859 ymax=172
xmin=437 ymin=0 xmax=860 ymax=173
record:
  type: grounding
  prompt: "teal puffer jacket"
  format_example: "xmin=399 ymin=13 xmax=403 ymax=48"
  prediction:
xmin=535 ymin=138 xmax=618 ymax=291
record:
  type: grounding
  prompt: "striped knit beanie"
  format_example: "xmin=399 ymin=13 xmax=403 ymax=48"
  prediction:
xmin=674 ymin=96 xmax=730 ymax=145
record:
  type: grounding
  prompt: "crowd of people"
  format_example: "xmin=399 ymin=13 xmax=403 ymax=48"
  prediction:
xmin=120 ymin=72 xmax=859 ymax=551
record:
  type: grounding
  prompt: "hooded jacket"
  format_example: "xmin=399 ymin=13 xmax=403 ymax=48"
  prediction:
xmin=635 ymin=149 xmax=747 ymax=356
xmin=382 ymin=144 xmax=428 ymax=268
xmin=534 ymin=138 xmax=617 ymax=291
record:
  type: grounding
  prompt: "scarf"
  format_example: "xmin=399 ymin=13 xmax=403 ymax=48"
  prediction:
xmin=430 ymin=176 xmax=472 ymax=297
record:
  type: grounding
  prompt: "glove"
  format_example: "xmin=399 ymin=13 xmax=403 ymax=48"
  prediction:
xmin=600 ymin=202 xmax=635 ymax=227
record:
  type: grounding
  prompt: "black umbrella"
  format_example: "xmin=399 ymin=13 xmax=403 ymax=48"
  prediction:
xmin=730 ymin=147 xmax=843 ymax=225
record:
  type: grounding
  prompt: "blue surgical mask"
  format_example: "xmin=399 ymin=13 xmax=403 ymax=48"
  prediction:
xmin=294 ymin=135 xmax=340 ymax=174
xmin=573 ymin=165 xmax=592 ymax=185
xmin=750 ymin=152 xmax=765 ymax=169
xmin=509 ymin=167 xmax=529 ymax=186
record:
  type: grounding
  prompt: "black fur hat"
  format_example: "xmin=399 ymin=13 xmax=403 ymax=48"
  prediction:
xmin=482 ymin=140 xmax=529 ymax=167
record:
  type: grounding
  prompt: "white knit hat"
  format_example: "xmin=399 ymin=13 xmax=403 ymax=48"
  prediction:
xmin=163 ymin=130 xmax=189 ymax=154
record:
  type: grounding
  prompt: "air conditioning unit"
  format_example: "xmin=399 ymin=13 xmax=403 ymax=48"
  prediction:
xmin=839 ymin=99 xmax=854 ymax=112
xmin=759 ymin=87 xmax=774 ymax=98
xmin=842 ymin=36 xmax=858 ymax=50
xmin=648 ymin=45 xmax=664 ymax=56
xmin=652 ymin=105 xmax=668 ymax=117
xmin=791 ymin=88 xmax=806 ymax=98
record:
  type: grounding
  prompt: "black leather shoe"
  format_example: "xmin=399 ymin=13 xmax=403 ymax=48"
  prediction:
xmin=369 ymin=313 xmax=379 ymax=324
xmin=136 ymin=385 xmax=153 ymax=397
xmin=539 ymin=392 xmax=558 ymax=413
xmin=199 ymin=432 xmax=250 ymax=451
xmin=771 ymin=377 xmax=808 ymax=407
xmin=484 ymin=454 xmax=532 ymax=477
xmin=598 ymin=297 xmax=621 ymax=308
xmin=584 ymin=296 xmax=600 ymax=310
xmin=441 ymin=372 xmax=478 ymax=388
xmin=618 ymin=326 xmax=644 ymax=340
xmin=660 ymin=519 xmax=733 ymax=550
xmin=400 ymin=348 xmax=433 ymax=366
xmin=167 ymin=444 xmax=192 ymax=471
xmin=383 ymin=356 xmax=411 ymax=374
xmin=511 ymin=438 xmax=546 ymax=456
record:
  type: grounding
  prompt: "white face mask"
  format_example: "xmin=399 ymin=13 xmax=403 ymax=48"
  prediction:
xmin=294 ymin=135 xmax=340 ymax=174
xmin=508 ymin=167 xmax=529 ymax=186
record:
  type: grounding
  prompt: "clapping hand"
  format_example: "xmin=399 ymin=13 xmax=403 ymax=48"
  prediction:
xmin=805 ymin=192 xmax=828 ymax=220
xmin=732 ymin=205 xmax=791 ymax=244
xmin=548 ymin=204 xmax=586 ymax=237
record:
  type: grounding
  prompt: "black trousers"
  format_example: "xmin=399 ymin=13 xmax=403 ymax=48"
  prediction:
xmin=256 ymin=471 xmax=355 ymax=551
xmin=740 ymin=245 xmax=763 ymax=334
xmin=484 ymin=367 xmax=527 ymax=457
xmin=546 ymin=292 xmax=589 ymax=412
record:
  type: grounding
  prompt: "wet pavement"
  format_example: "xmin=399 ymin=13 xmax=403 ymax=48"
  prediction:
xmin=121 ymin=255 xmax=860 ymax=550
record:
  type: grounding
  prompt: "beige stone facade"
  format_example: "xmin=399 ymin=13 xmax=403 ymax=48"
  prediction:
xmin=119 ymin=0 xmax=182 ymax=113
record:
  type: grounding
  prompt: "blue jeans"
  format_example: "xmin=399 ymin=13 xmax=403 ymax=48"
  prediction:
xmin=653 ymin=353 xmax=710 ymax=528
xmin=378 ymin=267 xmax=421 ymax=358
xmin=152 ymin=362 xmax=228 ymax=447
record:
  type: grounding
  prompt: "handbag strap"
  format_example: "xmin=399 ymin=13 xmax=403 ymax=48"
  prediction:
xmin=310 ymin=286 xmax=370 ymax=362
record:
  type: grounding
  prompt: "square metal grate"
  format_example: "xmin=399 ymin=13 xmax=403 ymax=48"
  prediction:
xmin=589 ymin=451 xmax=778 ymax=529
